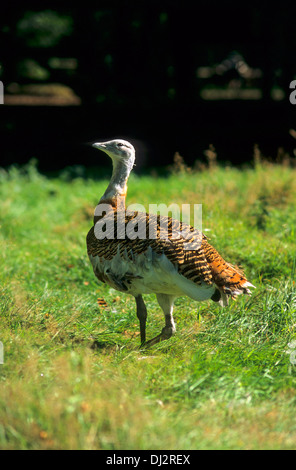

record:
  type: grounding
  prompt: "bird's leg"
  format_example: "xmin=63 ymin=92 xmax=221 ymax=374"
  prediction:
xmin=144 ymin=294 xmax=176 ymax=348
xmin=135 ymin=295 xmax=147 ymax=346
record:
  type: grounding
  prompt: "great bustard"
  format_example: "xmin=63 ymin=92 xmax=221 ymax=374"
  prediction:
xmin=86 ymin=139 xmax=254 ymax=347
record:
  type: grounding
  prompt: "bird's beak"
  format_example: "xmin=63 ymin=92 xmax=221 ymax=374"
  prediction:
xmin=92 ymin=142 xmax=106 ymax=150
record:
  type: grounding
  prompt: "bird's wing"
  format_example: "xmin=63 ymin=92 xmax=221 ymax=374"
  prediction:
xmin=86 ymin=210 xmax=213 ymax=286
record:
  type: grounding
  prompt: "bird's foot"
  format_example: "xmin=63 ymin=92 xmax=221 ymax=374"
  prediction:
xmin=141 ymin=326 xmax=175 ymax=348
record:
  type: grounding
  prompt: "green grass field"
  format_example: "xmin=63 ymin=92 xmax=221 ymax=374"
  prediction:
xmin=1 ymin=157 xmax=296 ymax=449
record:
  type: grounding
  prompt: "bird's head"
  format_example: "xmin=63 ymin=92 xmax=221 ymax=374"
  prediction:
xmin=92 ymin=139 xmax=135 ymax=169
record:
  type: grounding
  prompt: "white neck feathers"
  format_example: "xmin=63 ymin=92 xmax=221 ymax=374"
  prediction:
xmin=100 ymin=157 xmax=133 ymax=205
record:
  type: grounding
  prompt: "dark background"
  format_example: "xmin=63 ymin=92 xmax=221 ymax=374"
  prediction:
xmin=1 ymin=1 xmax=296 ymax=172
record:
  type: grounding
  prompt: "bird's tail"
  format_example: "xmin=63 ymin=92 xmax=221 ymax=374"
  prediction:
xmin=204 ymin=242 xmax=255 ymax=306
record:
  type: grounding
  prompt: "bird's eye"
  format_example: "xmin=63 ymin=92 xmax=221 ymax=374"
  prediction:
xmin=117 ymin=143 xmax=124 ymax=148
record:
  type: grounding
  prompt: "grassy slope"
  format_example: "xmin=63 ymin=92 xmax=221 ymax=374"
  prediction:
xmin=0 ymin=160 xmax=296 ymax=449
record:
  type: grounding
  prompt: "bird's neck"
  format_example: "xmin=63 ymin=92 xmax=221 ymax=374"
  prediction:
xmin=100 ymin=158 xmax=133 ymax=210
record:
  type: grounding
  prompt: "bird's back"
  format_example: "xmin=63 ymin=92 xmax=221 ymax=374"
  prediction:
xmin=87 ymin=209 xmax=253 ymax=304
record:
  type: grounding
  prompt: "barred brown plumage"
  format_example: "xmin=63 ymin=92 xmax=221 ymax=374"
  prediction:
xmin=87 ymin=211 xmax=212 ymax=284
xmin=86 ymin=139 xmax=255 ymax=347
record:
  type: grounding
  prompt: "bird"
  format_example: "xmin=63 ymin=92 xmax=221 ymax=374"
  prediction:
xmin=86 ymin=139 xmax=255 ymax=347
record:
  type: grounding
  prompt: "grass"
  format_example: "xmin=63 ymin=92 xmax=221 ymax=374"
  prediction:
xmin=0 ymin=157 xmax=296 ymax=449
